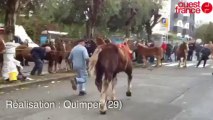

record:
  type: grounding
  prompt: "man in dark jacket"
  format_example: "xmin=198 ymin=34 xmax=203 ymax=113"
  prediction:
xmin=195 ymin=43 xmax=203 ymax=61
xmin=173 ymin=42 xmax=178 ymax=61
xmin=166 ymin=43 xmax=173 ymax=62
xmin=196 ymin=47 xmax=211 ymax=68
xmin=30 ymin=46 xmax=51 ymax=75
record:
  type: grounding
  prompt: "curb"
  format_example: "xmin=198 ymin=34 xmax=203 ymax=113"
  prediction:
xmin=0 ymin=74 xmax=76 ymax=92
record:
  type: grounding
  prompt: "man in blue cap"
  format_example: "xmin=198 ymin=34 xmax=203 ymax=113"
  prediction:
xmin=69 ymin=39 xmax=89 ymax=96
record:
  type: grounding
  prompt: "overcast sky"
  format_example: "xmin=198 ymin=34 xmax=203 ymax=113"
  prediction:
xmin=193 ymin=0 xmax=213 ymax=24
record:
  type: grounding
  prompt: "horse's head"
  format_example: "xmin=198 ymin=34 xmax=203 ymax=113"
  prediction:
xmin=123 ymin=42 xmax=132 ymax=52
xmin=55 ymin=40 xmax=66 ymax=52
xmin=178 ymin=41 xmax=189 ymax=53
xmin=96 ymin=37 xmax=106 ymax=46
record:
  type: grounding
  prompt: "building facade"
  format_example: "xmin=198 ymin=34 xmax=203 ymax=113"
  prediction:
xmin=169 ymin=0 xmax=195 ymax=39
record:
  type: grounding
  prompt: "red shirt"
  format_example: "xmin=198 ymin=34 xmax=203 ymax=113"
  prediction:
xmin=161 ymin=42 xmax=167 ymax=52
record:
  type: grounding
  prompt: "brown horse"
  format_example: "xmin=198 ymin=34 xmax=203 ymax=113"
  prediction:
xmin=0 ymin=37 xmax=5 ymax=76
xmin=137 ymin=43 xmax=163 ymax=67
xmin=176 ymin=41 xmax=188 ymax=68
xmin=52 ymin=39 xmax=79 ymax=72
xmin=41 ymin=43 xmax=59 ymax=73
xmin=15 ymin=44 xmax=32 ymax=66
xmin=89 ymin=43 xmax=133 ymax=114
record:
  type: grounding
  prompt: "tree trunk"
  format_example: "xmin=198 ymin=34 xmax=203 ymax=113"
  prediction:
xmin=147 ymin=34 xmax=151 ymax=42
xmin=86 ymin=20 xmax=94 ymax=39
xmin=125 ymin=8 xmax=137 ymax=38
xmin=4 ymin=0 xmax=20 ymax=42
xmin=125 ymin=26 xmax=131 ymax=38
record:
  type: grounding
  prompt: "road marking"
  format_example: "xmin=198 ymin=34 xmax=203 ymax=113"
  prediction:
xmin=165 ymin=63 xmax=178 ymax=67
xmin=162 ymin=62 xmax=211 ymax=68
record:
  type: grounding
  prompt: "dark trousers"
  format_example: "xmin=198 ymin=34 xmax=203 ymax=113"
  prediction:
xmin=187 ymin=51 xmax=193 ymax=61
xmin=149 ymin=56 xmax=154 ymax=63
xmin=196 ymin=56 xmax=208 ymax=67
xmin=196 ymin=52 xmax=200 ymax=61
xmin=166 ymin=53 xmax=172 ymax=62
xmin=31 ymin=58 xmax=43 ymax=75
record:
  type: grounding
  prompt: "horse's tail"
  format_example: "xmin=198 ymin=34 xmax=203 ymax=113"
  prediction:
xmin=88 ymin=47 xmax=102 ymax=77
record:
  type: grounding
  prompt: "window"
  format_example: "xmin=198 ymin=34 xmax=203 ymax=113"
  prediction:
xmin=184 ymin=23 xmax=189 ymax=29
xmin=177 ymin=20 xmax=183 ymax=27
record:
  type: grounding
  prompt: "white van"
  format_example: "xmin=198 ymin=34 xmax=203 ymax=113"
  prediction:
xmin=0 ymin=24 xmax=39 ymax=47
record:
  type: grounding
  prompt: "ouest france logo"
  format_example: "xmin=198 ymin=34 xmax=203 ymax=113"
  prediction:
xmin=175 ymin=1 xmax=213 ymax=14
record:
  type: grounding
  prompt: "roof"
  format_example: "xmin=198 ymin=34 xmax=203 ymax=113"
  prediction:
xmin=41 ymin=30 xmax=68 ymax=35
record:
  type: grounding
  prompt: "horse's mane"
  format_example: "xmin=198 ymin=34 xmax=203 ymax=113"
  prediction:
xmin=105 ymin=39 xmax=111 ymax=44
xmin=179 ymin=42 xmax=188 ymax=51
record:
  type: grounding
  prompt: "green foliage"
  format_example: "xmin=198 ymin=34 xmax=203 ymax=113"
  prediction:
xmin=106 ymin=0 xmax=161 ymax=37
xmin=195 ymin=22 xmax=213 ymax=43
xmin=1 ymin=0 xmax=162 ymax=40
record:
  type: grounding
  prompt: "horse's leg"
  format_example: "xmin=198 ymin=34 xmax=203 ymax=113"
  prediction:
xmin=0 ymin=62 xmax=2 ymax=77
xmin=142 ymin=56 xmax=147 ymax=67
xmin=155 ymin=57 xmax=160 ymax=67
xmin=55 ymin=60 xmax=58 ymax=72
xmin=178 ymin=58 xmax=181 ymax=67
xmin=48 ymin=60 xmax=53 ymax=73
xmin=111 ymin=76 xmax=117 ymax=100
xmin=184 ymin=57 xmax=187 ymax=68
xmin=58 ymin=56 xmax=63 ymax=70
xmin=100 ymin=79 xmax=110 ymax=114
xmin=126 ymin=66 xmax=132 ymax=96
xmin=65 ymin=59 xmax=69 ymax=71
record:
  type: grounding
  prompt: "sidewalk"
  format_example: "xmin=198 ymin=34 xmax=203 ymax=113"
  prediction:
xmin=0 ymin=72 xmax=76 ymax=91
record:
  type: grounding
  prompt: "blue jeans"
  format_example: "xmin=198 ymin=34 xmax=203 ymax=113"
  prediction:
xmin=74 ymin=68 xmax=88 ymax=92
xmin=31 ymin=58 xmax=43 ymax=75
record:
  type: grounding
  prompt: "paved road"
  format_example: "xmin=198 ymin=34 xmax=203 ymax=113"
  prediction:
xmin=1 ymin=60 xmax=213 ymax=120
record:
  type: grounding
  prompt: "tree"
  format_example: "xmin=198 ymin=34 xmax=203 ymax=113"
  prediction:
xmin=106 ymin=0 xmax=161 ymax=39
xmin=4 ymin=0 xmax=21 ymax=41
xmin=3 ymin=0 xmax=37 ymax=42
xmin=204 ymin=22 xmax=213 ymax=43
xmin=195 ymin=22 xmax=213 ymax=43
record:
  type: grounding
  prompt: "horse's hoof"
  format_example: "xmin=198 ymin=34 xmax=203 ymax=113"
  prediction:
xmin=126 ymin=91 xmax=132 ymax=97
xmin=100 ymin=111 xmax=106 ymax=115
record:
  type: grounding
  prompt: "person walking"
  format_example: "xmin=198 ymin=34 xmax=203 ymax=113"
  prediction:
xmin=161 ymin=41 xmax=167 ymax=61
xmin=195 ymin=43 xmax=203 ymax=61
xmin=30 ymin=46 xmax=52 ymax=75
xmin=69 ymin=39 xmax=89 ymax=96
xmin=196 ymin=47 xmax=211 ymax=68
xmin=173 ymin=42 xmax=178 ymax=61
xmin=166 ymin=43 xmax=173 ymax=62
